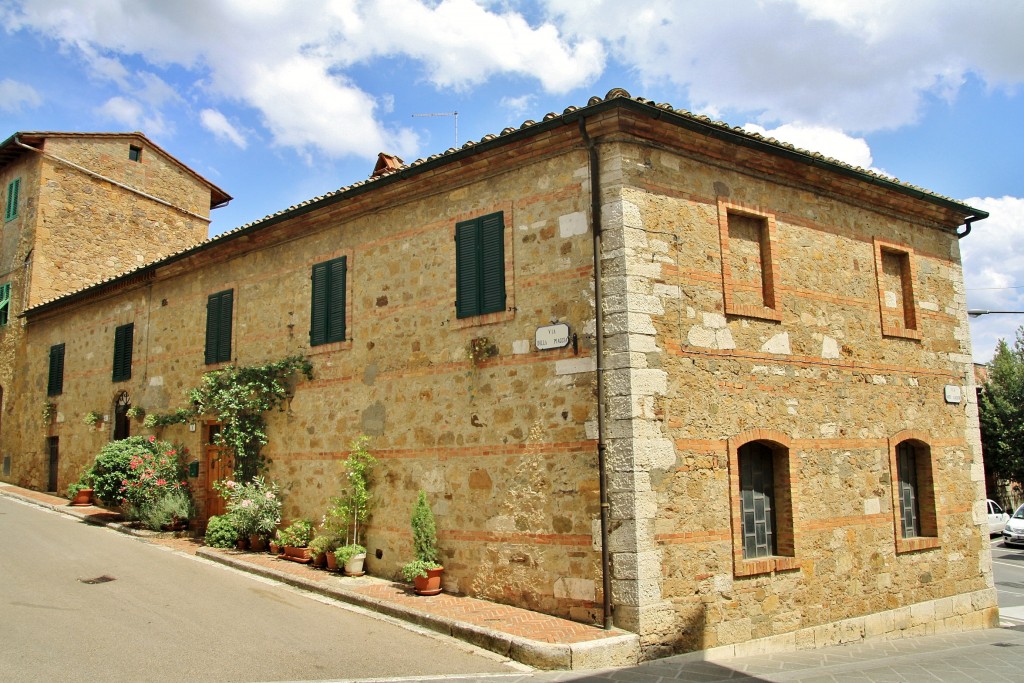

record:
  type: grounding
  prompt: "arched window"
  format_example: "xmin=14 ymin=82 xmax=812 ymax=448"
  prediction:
xmin=728 ymin=430 xmax=798 ymax=576
xmin=888 ymin=434 xmax=939 ymax=552
xmin=113 ymin=392 xmax=131 ymax=440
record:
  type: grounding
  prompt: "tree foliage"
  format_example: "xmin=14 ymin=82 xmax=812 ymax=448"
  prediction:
xmin=979 ymin=329 xmax=1024 ymax=498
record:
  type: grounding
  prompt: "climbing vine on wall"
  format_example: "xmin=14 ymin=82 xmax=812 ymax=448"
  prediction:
xmin=144 ymin=355 xmax=313 ymax=478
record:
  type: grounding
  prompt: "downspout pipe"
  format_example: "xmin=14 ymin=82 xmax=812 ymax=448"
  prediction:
xmin=957 ymin=214 xmax=985 ymax=239
xmin=578 ymin=116 xmax=613 ymax=630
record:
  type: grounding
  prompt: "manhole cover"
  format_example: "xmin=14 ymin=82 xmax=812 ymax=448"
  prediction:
xmin=993 ymin=642 xmax=1019 ymax=648
xmin=78 ymin=575 xmax=116 ymax=584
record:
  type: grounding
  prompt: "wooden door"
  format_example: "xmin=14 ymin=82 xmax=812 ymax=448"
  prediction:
xmin=204 ymin=424 xmax=233 ymax=519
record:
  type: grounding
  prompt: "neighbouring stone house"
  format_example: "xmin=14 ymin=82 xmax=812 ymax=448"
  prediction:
xmin=0 ymin=90 xmax=997 ymax=658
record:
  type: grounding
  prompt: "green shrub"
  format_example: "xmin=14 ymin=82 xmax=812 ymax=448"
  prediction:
xmin=89 ymin=435 xmax=189 ymax=513
xmin=204 ymin=515 xmax=238 ymax=549
xmin=334 ymin=543 xmax=365 ymax=565
xmin=90 ymin=437 xmax=143 ymax=504
xmin=139 ymin=488 xmax=195 ymax=531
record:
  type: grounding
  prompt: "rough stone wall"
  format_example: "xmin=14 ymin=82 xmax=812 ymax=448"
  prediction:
xmin=29 ymin=138 xmax=213 ymax=306
xmin=602 ymin=132 xmax=994 ymax=656
xmin=13 ymin=139 xmax=607 ymax=623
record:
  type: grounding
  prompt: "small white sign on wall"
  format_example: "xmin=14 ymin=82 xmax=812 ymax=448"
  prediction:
xmin=944 ymin=384 xmax=962 ymax=404
xmin=536 ymin=323 xmax=570 ymax=350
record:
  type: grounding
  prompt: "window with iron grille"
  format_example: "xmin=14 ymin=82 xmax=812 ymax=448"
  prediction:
xmin=896 ymin=442 xmax=921 ymax=538
xmin=739 ymin=442 xmax=777 ymax=559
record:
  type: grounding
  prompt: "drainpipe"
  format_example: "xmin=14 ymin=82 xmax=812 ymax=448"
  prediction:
xmin=578 ymin=116 xmax=613 ymax=630
xmin=957 ymin=214 xmax=985 ymax=239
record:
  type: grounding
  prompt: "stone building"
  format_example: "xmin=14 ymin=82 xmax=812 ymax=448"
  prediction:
xmin=0 ymin=91 xmax=997 ymax=658
xmin=0 ymin=131 xmax=229 ymax=488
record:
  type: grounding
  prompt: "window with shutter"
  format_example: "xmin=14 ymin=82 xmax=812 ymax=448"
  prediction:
xmin=48 ymin=343 xmax=65 ymax=396
xmin=310 ymin=256 xmax=347 ymax=346
xmin=0 ymin=282 xmax=10 ymax=326
xmin=455 ymin=211 xmax=506 ymax=319
xmin=112 ymin=323 xmax=134 ymax=382
xmin=204 ymin=290 xmax=233 ymax=364
xmin=5 ymin=178 xmax=20 ymax=222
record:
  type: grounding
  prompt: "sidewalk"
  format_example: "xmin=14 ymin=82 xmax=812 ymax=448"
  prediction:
xmin=6 ymin=481 xmax=1024 ymax=681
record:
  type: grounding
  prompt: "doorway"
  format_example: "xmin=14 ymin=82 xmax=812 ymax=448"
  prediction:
xmin=204 ymin=423 xmax=233 ymax=519
xmin=46 ymin=436 xmax=59 ymax=492
xmin=113 ymin=391 xmax=131 ymax=440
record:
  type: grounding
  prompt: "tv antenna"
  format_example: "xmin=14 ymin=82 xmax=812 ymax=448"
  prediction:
xmin=412 ymin=111 xmax=459 ymax=147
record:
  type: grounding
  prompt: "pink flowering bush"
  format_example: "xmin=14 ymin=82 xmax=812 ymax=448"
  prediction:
xmin=90 ymin=436 xmax=192 ymax=527
xmin=214 ymin=476 xmax=282 ymax=539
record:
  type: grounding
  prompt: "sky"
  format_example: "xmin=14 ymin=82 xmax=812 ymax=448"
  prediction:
xmin=1 ymin=0 xmax=1022 ymax=363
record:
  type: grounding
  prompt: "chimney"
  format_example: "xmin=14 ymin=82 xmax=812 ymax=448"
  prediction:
xmin=372 ymin=152 xmax=404 ymax=178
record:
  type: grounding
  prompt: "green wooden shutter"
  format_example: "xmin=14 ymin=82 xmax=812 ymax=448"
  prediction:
xmin=326 ymin=257 xmax=346 ymax=343
xmin=310 ymin=256 xmax=347 ymax=346
xmin=0 ymin=282 xmax=10 ymax=326
xmin=205 ymin=290 xmax=233 ymax=364
xmin=112 ymin=323 xmax=134 ymax=382
xmin=455 ymin=220 xmax=480 ymax=318
xmin=5 ymin=178 xmax=20 ymax=221
xmin=48 ymin=343 xmax=65 ymax=396
xmin=478 ymin=212 xmax=506 ymax=315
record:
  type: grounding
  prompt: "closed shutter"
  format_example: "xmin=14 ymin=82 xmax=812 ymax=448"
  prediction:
xmin=205 ymin=290 xmax=233 ymax=364
xmin=48 ymin=343 xmax=65 ymax=396
xmin=479 ymin=212 xmax=506 ymax=315
xmin=0 ymin=282 xmax=10 ymax=326
xmin=310 ymin=257 xmax=347 ymax=346
xmin=5 ymin=178 xmax=19 ymax=221
xmin=112 ymin=323 xmax=134 ymax=382
xmin=455 ymin=211 xmax=505 ymax=319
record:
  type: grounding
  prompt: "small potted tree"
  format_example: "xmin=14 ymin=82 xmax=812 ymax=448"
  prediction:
xmin=401 ymin=491 xmax=444 ymax=595
xmin=325 ymin=436 xmax=377 ymax=575
xmin=66 ymin=468 xmax=95 ymax=506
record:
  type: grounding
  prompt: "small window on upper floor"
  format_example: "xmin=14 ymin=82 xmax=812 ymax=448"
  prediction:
xmin=129 ymin=145 xmax=142 ymax=162
xmin=455 ymin=211 xmax=506 ymax=319
xmin=47 ymin=343 xmax=65 ymax=396
xmin=205 ymin=289 xmax=234 ymax=364
xmin=717 ymin=201 xmax=782 ymax=322
xmin=0 ymin=283 xmax=10 ymax=326
xmin=310 ymin=256 xmax=347 ymax=346
xmin=112 ymin=323 xmax=134 ymax=382
xmin=5 ymin=178 xmax=20 ymax=222
xmin=873 ymin=238 xmax=921 ymax=340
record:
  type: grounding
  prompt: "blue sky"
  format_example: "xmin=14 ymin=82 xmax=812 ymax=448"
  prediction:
xmin=2 ymin=0 xmax=1022 ymax=362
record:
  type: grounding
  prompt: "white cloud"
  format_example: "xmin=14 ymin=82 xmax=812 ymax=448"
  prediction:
xmin=200 ymin=109 xmax=247 ymax=149
xmin=500 ymin=94 xmax=536 ymax=118
xmin=544 ymin=0 xmax=1024 ymax=132
xmin=960 ymin=196 xmax=1024 ymax=361
xmin=0 ymin=78 xmax=42 ymax=112
xmin=96 ymin=96 xmax=169 ymax=136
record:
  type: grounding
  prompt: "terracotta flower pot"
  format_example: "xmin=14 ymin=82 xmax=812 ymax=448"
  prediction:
xmin=248 ymin=535 xmax=267 ymax=552
xmin=70 ymin=488 xmax=94 ymax=507
xmin=269 ymin=541 xmax=281 ymax=555
xmin=283 ymin=545 xmax=312 ymax=563
xmin=413 ymin=567 xmax=444 ymax=596
xmin=313 ymin=551 xmax=327 ymax=568
xmin=325 ymin=551 xmax=339 ymax=571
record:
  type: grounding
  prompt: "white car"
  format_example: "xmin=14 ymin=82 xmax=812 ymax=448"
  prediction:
xmin=1001 ymin=503 xmax=1024 ymax=545
xmin=988 ymin=499 xmax=1011 ymax=535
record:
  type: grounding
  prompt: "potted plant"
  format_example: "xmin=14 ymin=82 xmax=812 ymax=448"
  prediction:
xmin=216 ymin=476 xmax=282 ymax=551
xmin=204 ymin=514 xmax=238 ymax=549
xmin=278 ymin=519 xmax=314 ymax=562
xmin=401 ymin=491 xmax=443 ymax=595
xmin=83 ymin=410 xmax=102 ymax=427
xmin=320 ymin=436 xmax=376 ymax=575
xmin=66 ymin=469 xmax=95 ymax=506
xmin=309 ymin=533 xmax=340 ymax=568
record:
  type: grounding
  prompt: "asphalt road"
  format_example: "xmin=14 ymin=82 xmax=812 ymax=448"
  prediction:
xmin=0 ymin=495 xmax=522 ymax=682
xmin=992 ymin=534 xmax=1024 ymax=624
